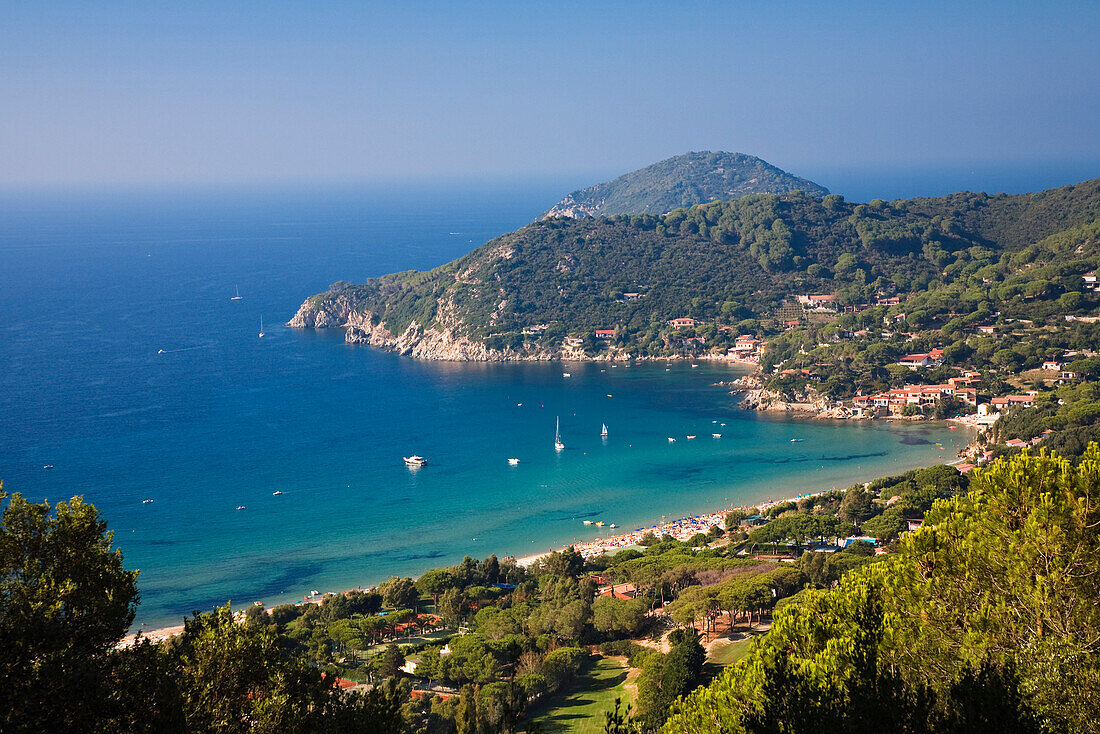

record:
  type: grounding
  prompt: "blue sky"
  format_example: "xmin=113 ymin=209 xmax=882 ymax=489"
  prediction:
xmin=2 ymin=1 xmax=1097 ymax=190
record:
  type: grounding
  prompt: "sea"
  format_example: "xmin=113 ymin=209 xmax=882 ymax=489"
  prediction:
xmin=0 ymin=180 xmax=975 ymax=629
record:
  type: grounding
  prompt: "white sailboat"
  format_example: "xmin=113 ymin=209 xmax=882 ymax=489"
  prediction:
xmin=230 ymin=285 xmax=243 ymax=301
xmin=554 ymin=417 xmax=565 ymax=451
xmin=258 ymin=316 xmax=265 ymax=338
xmin=601 ymin=423 xmax=608 ymax=437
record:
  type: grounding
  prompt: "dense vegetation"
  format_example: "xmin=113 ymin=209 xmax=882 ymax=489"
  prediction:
xmin=303 ymin=179 xmax=1100 ymax=362
xmin=542 ymin=151 xmax=828 ymax=218
xmin=9 ymin=446 xmax=1098 ymax=732
xmin=666 ymin=447 xmax=1100 ymax=733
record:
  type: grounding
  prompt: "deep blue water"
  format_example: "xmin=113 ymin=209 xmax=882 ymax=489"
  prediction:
xmin=0 ymin=182 xmax=972 ymax=628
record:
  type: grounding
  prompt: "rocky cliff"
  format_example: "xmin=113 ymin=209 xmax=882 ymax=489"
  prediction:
xmin=728 ymin=375 xmax=853 ymax=419
xmin=289 ymin=295 xmax=599 ymax=361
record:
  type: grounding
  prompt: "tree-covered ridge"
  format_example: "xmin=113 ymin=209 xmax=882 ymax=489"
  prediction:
xmin=300 ymin=178 xmax=1100 ymax=358
xmin=542 ymin=151 xmax=829 ymax=218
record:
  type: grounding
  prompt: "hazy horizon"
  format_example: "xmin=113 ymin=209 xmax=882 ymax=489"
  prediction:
xmin=2 ymin=1 xmax=1097 ymax=189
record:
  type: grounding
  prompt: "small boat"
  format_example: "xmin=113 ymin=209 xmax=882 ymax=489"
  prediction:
xmin=555 ymin=417 xmax=565 ymax=451
xmin=595 ymin=521 xmax=605 ymax=527
xmin=157 ymin=349 xmax=165 ymax=354
xmin=236 ymin=505 xmax=246 ymax=510
xmin=691 ymin=364 xmax=698 ymax=368
xmin=686 ymin=435 xmax=696 ymax=440
xmin=790 ymin=438 xmax=803 ymax=442
xmin=272 ymin=490 xmax=283 ymax=495
xmin=230 ymin=285 xmax=243 ymax=301
xmin=562 ymin=372 xmax=571 ymax=377
xmin=601 ymin=423 xmax=608 ymax=437
xmin=668 ymin=437 xmax=677 ymax=442
xmin=712 ymin=433 xmax=722 ymax=438
xmin=609 ymin=523 xmax=617 ymax=528
xmin=258 ymin=316 xmax=265 ymax=338
xmin=507 ymin=458 xmax=520 ymax=465
xmin=42 ymin=464 xmax=53 ymax=469
xmin=583 ymin=520 xmax=593 ymax=525
xmin=142 ymin=499 xmax=153 ymax=504
xmin=404 ymin=455 xmax=428 ymax=467
xmin=253 ymin=600 xmax=263 ymax=607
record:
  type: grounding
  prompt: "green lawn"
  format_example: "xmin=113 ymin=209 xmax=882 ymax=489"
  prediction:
xmin=529 ymin=656 xmax=630 ymax=733
xmin=707 ymin=634 xmax=756 ymax=666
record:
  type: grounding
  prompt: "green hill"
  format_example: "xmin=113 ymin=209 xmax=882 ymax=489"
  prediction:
xmin=289 ymin=179 xmax=1100 ymax=361
xmin=542 ymin=151 xmax=828 ymax=218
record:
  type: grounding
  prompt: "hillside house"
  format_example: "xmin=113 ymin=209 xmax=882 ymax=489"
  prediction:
xmin=990 ymin=394 xmax=1036 ymax=409
xmin=852 ymin=383 xmax=974 ymax=415
xmin=976 ymin=325 xmax=997 ymax=336
xmin=897 ymin=348 xmax=945 ymax=370
xmin=598 ymin=583 xmax=638 ymax=599
xmin=622 ymin=292 xmax=642 ymax=301
xmin=1042 ymin=361 xmax=1062 ymax=371
xmin=732 ymin=335 xmax=763 ymax=355
xmin=594 ymin=329 xmax=615 ymax=339
xmin=668 ymin=317 xmax=697 ymax=329
xmin=796 ymin=294 xmax=837 ymax=311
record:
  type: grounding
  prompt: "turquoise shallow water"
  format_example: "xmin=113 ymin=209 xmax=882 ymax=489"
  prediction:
xmin=0 ymin=183 xmax=972 ymax=627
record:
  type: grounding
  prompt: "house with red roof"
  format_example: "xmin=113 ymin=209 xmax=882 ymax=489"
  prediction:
xmin=897 ymin=348 xmax=945 ymax=370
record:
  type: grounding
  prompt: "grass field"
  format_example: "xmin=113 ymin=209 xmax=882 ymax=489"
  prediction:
xmin=529 ymin=656 xmax=630 ymax=733
xmin=707 ymin=633 xmax=760 ymax=667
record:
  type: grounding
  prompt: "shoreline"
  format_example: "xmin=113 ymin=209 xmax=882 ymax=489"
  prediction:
xmin=125 ymin=431 xmax=973 ymax=645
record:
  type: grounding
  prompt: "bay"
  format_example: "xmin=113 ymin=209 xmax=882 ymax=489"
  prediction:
xmin=0 ymin=182 xmax=971 ymax=627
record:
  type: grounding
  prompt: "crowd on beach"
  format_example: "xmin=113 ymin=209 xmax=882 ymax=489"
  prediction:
xmin=519 ymin=508 xmax=738 ymax=565
xmin=517 ymin=489 xmax=848 ymax=566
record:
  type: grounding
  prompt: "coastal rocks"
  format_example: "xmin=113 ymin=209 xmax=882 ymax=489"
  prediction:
xmin=289 ymin=295 xmax=553 ymax=362
xmin=289 ymin=293 xmax=644 ymax=362
xmin=287 ymin=292 xmax=361 ymax=329
xmin=732 ymin=376 xmax=853 ymax=420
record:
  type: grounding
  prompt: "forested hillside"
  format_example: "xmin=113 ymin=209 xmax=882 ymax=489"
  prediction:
xmin=291 ymin=179 xmax=1100 ymax=360
xmin=542 ymin=151 xmax=828 ymax=218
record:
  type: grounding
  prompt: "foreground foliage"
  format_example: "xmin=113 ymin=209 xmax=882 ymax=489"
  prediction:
xmin=664 ymin=447 xmax=1100 ymax=733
